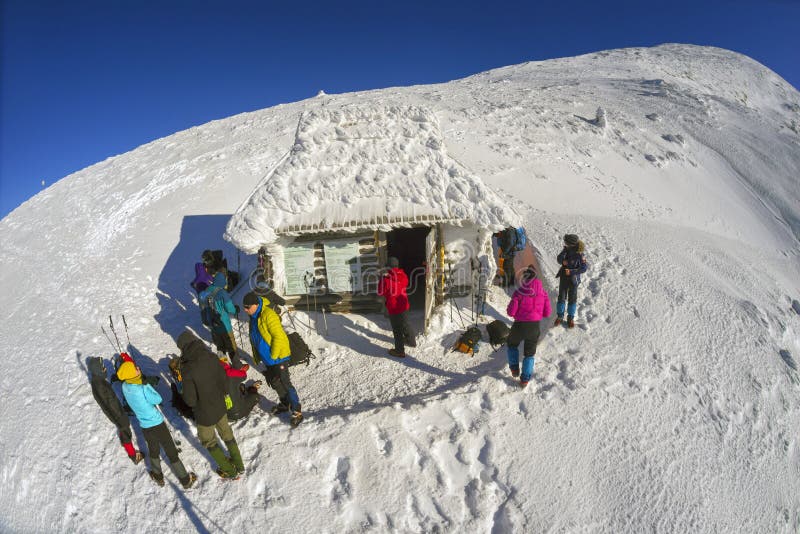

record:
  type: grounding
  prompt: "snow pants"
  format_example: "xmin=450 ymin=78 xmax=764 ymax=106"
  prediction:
xmin=142 ymin=422 xmax=188 ymax=480
xmin=197 ymin=415 xmax=241 ymax=477
xmin=506 ymin=321 xmax=540 ymax=382
xmin=211 ymin=329 xmax=242 ymax=368
xmin=262 ymin=364 xmax=301 ymax=412
xmin=389 ymin=311 xmax=415 ymax=353
xmin=556 ymin=277 xmax=578 ymax=318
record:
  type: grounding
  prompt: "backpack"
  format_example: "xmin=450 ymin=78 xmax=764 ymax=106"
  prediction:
xmin=203 ymin=288 xmax=225 ymax=329
xmin=513 ymin=227 xmax=527 ymax=252
xmin=287 ymin=331 xmax=315 ymax=367
xmin=453 ymin=326 xmax=482 ymax=355
xmin=486 ymin=320 xmax=510 ymax=347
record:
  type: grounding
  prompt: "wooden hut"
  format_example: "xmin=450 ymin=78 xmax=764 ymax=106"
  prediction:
xmin=225 ymin=105 xmax=521 ymax=330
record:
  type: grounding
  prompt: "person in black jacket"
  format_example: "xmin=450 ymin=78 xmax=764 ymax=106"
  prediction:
xmin=176 ymin=330 xmax=244 ymax=479
xmin=88 ymin=357 xmax=143 ymax=464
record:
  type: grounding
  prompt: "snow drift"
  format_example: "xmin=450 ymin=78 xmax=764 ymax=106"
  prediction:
xmin=1 ymin=44 xmax=799 ymax=533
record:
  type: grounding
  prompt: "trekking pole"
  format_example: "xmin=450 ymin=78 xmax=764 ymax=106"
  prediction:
xmin=108 ymin=316 xmax=123 ymax=352
xmin=122 ymin=314 xmax=132 ymax=347
xmin=101 ymin=326 xmax=121 ymax=353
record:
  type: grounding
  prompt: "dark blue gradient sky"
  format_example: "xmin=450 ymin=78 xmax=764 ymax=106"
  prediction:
xmin=2 ymin=0 xmax=798 ymax=218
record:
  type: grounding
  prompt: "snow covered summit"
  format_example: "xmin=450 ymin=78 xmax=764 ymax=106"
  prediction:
xmin=0 ymin=44 xmax=799 ymax=533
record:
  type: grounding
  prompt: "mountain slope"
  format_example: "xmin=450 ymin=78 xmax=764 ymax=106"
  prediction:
xmin=0 ymin=44 xmax=798 ymax=533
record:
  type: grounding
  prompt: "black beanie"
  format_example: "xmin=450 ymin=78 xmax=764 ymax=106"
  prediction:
xmin=388 ymin=257 xmax=400 ymax=268
xmin=564 ymin=234 xmax=579 ymax=246
xmin=243 ymin=292 xmax=260 ymax=307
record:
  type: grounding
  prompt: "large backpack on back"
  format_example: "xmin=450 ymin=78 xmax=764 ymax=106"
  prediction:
xmin=287 ymin=331 xmax=315 ymax=367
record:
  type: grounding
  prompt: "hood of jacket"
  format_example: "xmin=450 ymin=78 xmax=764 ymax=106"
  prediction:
xmin=177 ymin=330 xmax=203 ymax=354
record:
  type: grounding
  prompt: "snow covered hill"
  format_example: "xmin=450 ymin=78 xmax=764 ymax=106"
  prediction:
xmin=1 ymin=44 xmax=799 ymax=533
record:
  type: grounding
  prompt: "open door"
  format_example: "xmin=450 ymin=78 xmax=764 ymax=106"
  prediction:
xmin=424 ymin=226 xmax=437 ymax=333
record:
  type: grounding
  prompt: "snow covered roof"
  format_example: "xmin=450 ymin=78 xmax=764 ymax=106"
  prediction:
xmin=225 ymin=105 xmax=521 ymax=252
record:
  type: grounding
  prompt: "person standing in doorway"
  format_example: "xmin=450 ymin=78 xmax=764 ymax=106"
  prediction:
xmin=378 ymin=257 xmax=416 ymax=358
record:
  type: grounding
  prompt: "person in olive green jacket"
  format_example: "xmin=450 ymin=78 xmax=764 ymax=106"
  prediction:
xmin=242 ymin=292 xmax=302 ymax=427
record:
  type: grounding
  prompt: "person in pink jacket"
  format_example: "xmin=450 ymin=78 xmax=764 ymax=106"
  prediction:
xmin=506 ymin=265 xmax=552 ymax=387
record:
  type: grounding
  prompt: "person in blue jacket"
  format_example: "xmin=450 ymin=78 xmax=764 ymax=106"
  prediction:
xmin=554 ymin=234 xmax=588 ymax=328
xmin=117 ymin=361 xmax=196 ymax=489
xmin=199 ymin=272 xmax=244 ymax=369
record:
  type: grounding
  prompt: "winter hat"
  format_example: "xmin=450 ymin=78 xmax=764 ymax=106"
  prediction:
xmin=116 ymin=361 xmax=140 ymax=382
xmin=243 ymin=292 xmax=260 ymax=308
xmin=522 ymin=265 xmax=537 ymax=281
xmin=564 ymin=234 xmax=579 ymax=246
xmin=388 ymin=257 xmax=400 ymax=268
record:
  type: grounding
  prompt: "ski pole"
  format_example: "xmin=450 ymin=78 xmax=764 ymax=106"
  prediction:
xmin=101 ymin=326 xmax=120 ymax=353
xmin=122 ymin=314 xmax=132 ymax=346
xmin=109 ymin=316 xmax=123 ymax=352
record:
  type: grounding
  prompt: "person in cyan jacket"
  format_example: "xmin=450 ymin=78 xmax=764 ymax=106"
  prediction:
xmin=554 ymin=234 xmax=588 ymax=328
xmin=378 ymin=257 xmax=416 ymax=358
xmin=117 ymin=361 xmax=196 ymax=489
xmin=177 ymin=330 xmax=245 ymax=479
xmin=506 ymin=266 xmax=552 ymax=387
xmin=88 ymin=357 xmax=143 ymax=464
xmin=199 ymin=272 xmax=244 ymax=369
xmin=243 ymin=292 xmax=303 ymax=427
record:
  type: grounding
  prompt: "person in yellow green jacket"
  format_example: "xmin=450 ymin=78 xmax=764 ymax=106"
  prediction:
xmin=242 ymin=292 xmax=302 ymax=427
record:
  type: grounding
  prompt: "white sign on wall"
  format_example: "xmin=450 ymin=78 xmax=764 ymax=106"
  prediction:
xmin=283 ymin=243 xmax=316 ymax=295
xmin=323 ymin=239 xmax=362 ymax=293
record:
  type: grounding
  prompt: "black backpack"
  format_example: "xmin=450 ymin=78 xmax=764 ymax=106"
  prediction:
xmin=203 ymin=288 xmax=225 ymax=329
xmin=453 ymin=326 xmax=482 ymax=355
xmin=287 ymin=331 xmax=315 ymax=367
xmin=486 ymin=320 xmax=510 ymax=347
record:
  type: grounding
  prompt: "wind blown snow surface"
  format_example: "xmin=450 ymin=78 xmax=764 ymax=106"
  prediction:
xmin=1 ymin=44 xmax=799 ymax=533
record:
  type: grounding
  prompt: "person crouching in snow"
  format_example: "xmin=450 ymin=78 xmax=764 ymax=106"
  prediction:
xmin=242 ymin=292 xmax=303 ymax=427
xmin=554 ymin=234 xmax=588 ymax=328
xmin=87 ymin=357 xmax=143 ymax=465
xmin=506 ymin=266 xmax=552 ymax=388
xmin=199 ymin=272 xmax=245 ymax=369
xmin=378 ymin=257 xmax=416 ymax=358
xmin=219 ymin=357 xmax=262 ymax=422
xmin=116 ymin=361 xmax=196 ymax=489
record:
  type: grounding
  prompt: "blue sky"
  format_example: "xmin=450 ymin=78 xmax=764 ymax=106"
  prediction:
xmin=2 ymin=0 xmax=798 ymax=218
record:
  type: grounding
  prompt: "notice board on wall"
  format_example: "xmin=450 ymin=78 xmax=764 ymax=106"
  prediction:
xmin=283 ymin=243 xmax=316 ymax=295
xmin=323 ymin=239 xmax=362 ymax=293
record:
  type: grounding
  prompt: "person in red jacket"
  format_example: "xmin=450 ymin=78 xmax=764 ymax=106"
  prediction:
xmin=378 ymin=257 xmax=416 ymax=357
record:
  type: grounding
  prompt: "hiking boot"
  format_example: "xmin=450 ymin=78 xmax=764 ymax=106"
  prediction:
xmin=235 ymin=465 xmax=246 ymax=476
xmin=130 ymin=451 xmax=144 ymax=465
xmin=216 ymin=468 xmax=240 ymax=481
xmin=181 ymin=472 xmax=197 ymax=489
xmin=290 ymin=411 xmax=303 ymax=427
xmin=270 ymin=403 xmax=290 ymax=415
xmin=510 ymin=366 xmax=520 ymax=378
xmin=388 ymin=349 xmax=406 ymax=358
xmin=567 ymin=317 xmax=575 ymax=328
xmin=520 ymin=381 xmax=529 ymax=389
xmin=554 ymin=316 xmax=563 ymax=327
xmin=149 ymin=471 xmax=165 ymax=487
